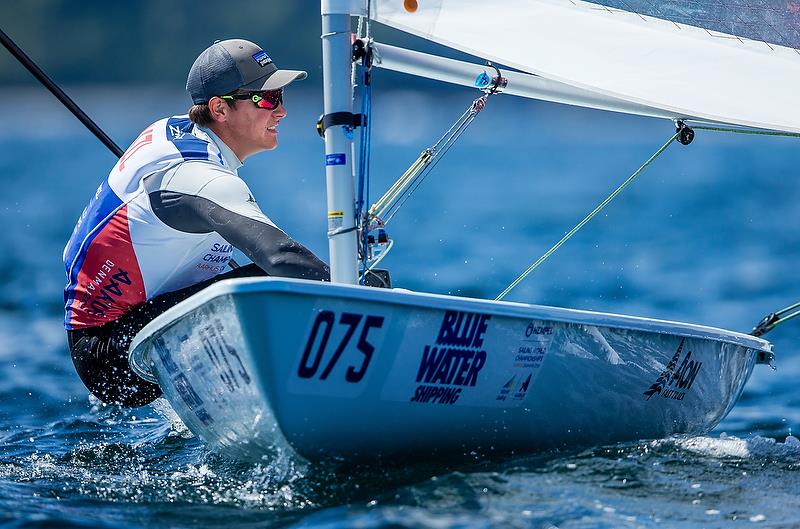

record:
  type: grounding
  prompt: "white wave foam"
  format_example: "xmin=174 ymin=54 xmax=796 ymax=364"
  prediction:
xmin=664 ymin=434 xmax=800 ymax=459
xmin=151 ymin=397 xmax=193 ymax=438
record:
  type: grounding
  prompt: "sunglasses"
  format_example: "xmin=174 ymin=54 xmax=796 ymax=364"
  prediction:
xmin=219 ymin=89 xmax=283 ymax=110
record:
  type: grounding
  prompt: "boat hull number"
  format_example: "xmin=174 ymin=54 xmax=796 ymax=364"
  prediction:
xmin=298 ymin=310 xmax=385 ymax=383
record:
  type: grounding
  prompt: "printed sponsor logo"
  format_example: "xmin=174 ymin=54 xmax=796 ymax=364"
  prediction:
xmin=154 ymin=337 xmax=214 ymax=425
xmin=525 ymin=324 xmax=553 ymax=337
xmin=512 ymin=373 xmax=533 ymax=401
xmin=168 ymin=124 xmax=186 ymax=140
xmin=643 ymin=338 xmax=703 ymax=401
xmin=195 ymin=262 xmax=226 ymax=273
xmin=410 ymin=310 xmax=490 ymax=405
xmin=514 ymin=344 xmax=547 ymax=368
xmin=195 ymin=263 xmax=226 ymax=273
xmin=82 ymin=260 xmax=136 ymax=318
xmin=202 ymin=242 xmax=233 ymax=264
xmin=496 ymin=375 xmax=515 ymax=402
xmin=252 ymin=50 xmax=272 ymax=67
xmin=199 ymin=319 xmax=251 ymax=393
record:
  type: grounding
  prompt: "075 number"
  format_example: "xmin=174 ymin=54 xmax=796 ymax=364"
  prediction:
xmin=298 ymin=310 xmax=385 ymax=383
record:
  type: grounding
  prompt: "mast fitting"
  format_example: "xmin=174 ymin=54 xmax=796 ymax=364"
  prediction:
xmin=317 ymin=112 xmax=363 ymax=138
xmin=676 ymin=120 xmax=695 ymax=145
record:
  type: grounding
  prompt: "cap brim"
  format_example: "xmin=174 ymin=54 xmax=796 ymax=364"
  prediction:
xmin=241 ymin=69 xmax=308 ymax=91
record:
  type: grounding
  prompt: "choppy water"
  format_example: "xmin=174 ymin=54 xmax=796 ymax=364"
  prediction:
xmin=2 ymin=85 xmax=800 ymax=528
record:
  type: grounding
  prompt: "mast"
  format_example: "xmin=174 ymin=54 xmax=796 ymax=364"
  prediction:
xmin=320 ymin=0 xmax=363 ymax=284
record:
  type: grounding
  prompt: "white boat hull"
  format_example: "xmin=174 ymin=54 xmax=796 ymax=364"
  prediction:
xmin=129 ymin=278 xmax=772 ymax=462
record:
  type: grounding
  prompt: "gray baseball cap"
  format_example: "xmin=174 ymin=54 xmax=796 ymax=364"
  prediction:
xmin=186 ymin=39 xmax=307 ymax=104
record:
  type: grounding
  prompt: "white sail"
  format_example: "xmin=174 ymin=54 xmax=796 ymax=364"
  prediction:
xmin=370 ymin=0 xmax=800 ymax=133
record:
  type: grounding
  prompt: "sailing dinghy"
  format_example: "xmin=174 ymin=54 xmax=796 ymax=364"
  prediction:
xmin=128 ymin=0 xmax=796 ymax=462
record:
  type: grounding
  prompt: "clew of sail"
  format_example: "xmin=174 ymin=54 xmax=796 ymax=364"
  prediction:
xmin=370 ymin=0 xmax=800 ymax=133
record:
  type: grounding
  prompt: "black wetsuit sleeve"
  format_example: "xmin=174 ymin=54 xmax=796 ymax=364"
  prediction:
xmin=150 ymin=190 xmax=330 ymax=281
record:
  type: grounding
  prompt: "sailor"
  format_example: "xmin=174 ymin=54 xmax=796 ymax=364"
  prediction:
xmin=63 ymin=39 xmax=340 ymax=407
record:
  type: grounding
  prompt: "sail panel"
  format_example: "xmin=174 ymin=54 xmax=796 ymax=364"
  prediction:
xmin=588 ymin=0 xmax=800 ymax=51
xmin=370 ymin=0 xmax=800 ymax=133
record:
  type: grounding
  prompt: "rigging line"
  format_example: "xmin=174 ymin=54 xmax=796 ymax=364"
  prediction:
xmin=395 ymin=101 xmax=486 ymax=199
xmin=495 ymin=131 xmax=681 ymax=302
xmin=378 ymin=97 xmax=488 ymax=223
xmin=371 ymin=153 xmax=430 ymax=216
xmin=382 ymin=125 xmax=469 ymax=221
xmin=371 ymin=94 xmax=487 ymax=219
xmin=773 ymin=309 xmax=800 ymax=326
xmin=690 ymin=125 xmax=800 ymax=138
xmin=383 ymin=111 xmax=481 ymax=224
xmin=775 ymin=301 xmax=800 ymax=317
xmin=751 ymin=300 xmax=800 ymax=337
xmin=0 ymin=27 xmax=124 ymax=158
xmin=356 ymin=63 xmax=373 ymax=217
xmin=430 ymin=100 xmax=483 ymax=151
xmin=752 ymin=308 xmax=800 ymax=337
xmin=355 ymin=34 xmax=375 ymax=278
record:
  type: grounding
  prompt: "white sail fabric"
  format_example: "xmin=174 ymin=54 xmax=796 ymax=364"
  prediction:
xmin=370 ymin=0 xmax=800 ymax=133
xmin=589 ymin=0 xmax=800 ymax=50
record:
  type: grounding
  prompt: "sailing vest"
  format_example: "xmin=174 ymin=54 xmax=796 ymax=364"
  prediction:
xmin=63 ymin=116 xmax=237 ymax=330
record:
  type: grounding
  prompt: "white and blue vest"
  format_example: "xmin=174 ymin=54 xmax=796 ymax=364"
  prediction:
xmin=63 ymin=116 xmax=241 ymax=329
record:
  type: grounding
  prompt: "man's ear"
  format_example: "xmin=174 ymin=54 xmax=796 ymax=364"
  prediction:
xmin=208 ymin=96 xmax=230 ymax=123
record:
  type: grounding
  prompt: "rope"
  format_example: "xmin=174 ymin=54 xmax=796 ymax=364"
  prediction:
xmin=369 ymin=94 xmax=489 ymax=223
xmin=384 ymin=101 xmax=484 ymax=224
xmin=356 ymin=68 xmax=372 ymax=274
xmin=369 ymin=151 xmax=431 ymax=218
xmin=495 ymin=131 xmax=680 ymax=301
xmin=691 ymin=125 xmax=800 ymax=138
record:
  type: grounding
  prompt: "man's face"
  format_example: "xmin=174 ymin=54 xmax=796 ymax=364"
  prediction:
xmin=224 ymin=94 xmax=287 ymax=159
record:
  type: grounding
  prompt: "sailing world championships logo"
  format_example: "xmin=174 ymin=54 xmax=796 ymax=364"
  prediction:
xmin=410 ymin=310 xmax=491 ymax=405
xmin=643 ymin=338 xmax=703 ymax=401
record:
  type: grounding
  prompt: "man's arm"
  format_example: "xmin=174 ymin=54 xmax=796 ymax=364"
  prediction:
xmin=150 ymin=167 xmax=330 ymax=281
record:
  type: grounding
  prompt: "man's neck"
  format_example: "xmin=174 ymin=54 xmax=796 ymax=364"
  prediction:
xmin=201 ymin=125 xmax=243 ymax=169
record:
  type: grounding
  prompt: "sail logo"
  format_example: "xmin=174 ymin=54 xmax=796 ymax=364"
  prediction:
xmin=643 ymin=338 xmax=703 ymax=401
xmin=410 ymin=310 xmax=490 ymax=405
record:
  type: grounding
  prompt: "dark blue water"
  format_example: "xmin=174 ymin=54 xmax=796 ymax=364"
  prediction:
xmin=1 ymin=85 xmax=799 ymax=528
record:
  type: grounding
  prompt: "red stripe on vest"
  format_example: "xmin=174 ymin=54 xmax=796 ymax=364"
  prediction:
xmin=67 ymin=205 xmax=146 ymax=328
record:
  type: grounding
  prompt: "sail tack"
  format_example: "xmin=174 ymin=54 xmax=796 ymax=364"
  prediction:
xmin=370 ymin=0 xmax=800 ymax=133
